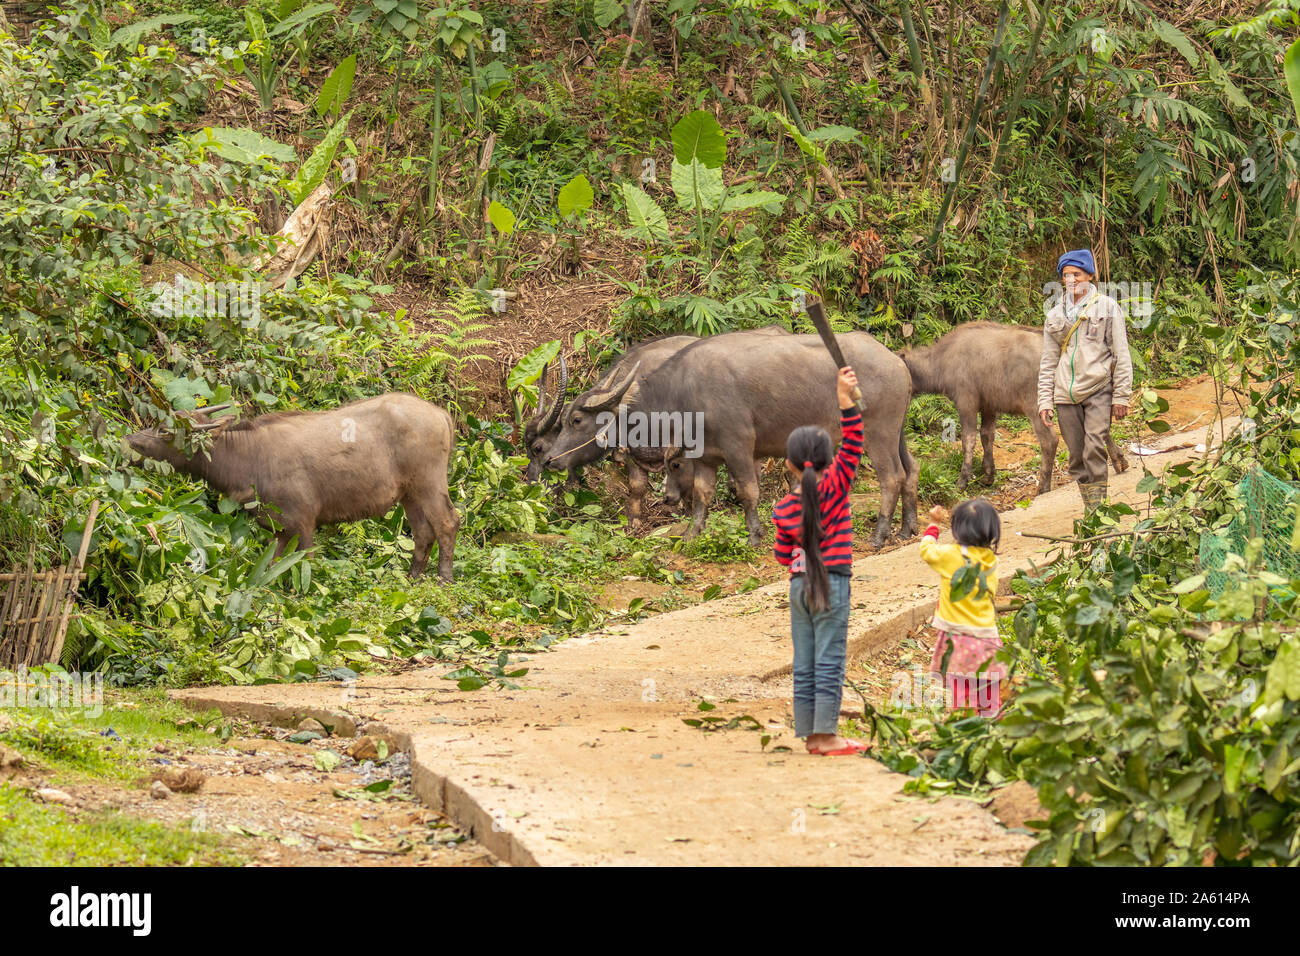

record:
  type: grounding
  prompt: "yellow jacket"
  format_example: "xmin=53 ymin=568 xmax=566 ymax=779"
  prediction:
xmin=919 ymin=529 xmax=999 ymax=639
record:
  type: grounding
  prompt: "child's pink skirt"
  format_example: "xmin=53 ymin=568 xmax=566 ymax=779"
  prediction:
xmin=929 ymin=630 xmax=1006 ymax=718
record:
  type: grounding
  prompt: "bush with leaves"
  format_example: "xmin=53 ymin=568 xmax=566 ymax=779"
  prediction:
xmin=870 ymin=272 xmax=1300 ymax=865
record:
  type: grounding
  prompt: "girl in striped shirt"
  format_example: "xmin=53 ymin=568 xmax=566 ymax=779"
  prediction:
xmin=772 ymin=366 xmax=868 ymax=756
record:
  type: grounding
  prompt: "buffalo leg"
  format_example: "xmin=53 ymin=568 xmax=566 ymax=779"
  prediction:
xmin=683 ymin=463 xmax=719 ymax=540
xmin=274 ymin=524 xmax=314 ymax=559
xmin=1107 ymin=431 xmax=1129 ymax=474
xmin=724 ymin=459 xmax=763 ymax=500
xmin=626 ymin=459 xmax=649 ymax=530
xmin=432 ymin=488 xmax=459 ymax=583
xmin=1031 ymin=411 xmax=1058 ymax=495
xmin=900 ymin=443 xmax=919 ymax=538
xmin=401 ymin=498 xmax=436 ymax=579
xmin=864 ymin=433 xmax=905 ymax=548
xmin=956 ymin=402 xmax=979 ymax=491
xmin=979 ymin=411 xmax=998 ymax=484
xmin=728 ymin=455 xmax=764 ymax=547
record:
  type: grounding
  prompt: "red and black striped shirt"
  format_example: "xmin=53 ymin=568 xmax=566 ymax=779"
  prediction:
xmin=772 ymin=407 xmax=863 ymax=576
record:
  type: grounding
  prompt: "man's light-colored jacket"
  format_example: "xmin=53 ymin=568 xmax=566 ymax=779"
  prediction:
xmin=1037 ymin=287 xmax=1133 ymax=411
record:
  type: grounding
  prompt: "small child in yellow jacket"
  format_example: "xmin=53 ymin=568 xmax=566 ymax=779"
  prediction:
xmin=920 ymin=499 xmax=1005 ymax=717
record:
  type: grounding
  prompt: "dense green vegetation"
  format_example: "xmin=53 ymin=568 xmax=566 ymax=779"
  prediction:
xmin=867 ymin=271 xmax=1300 ymax=864
xmin=0 ymin=0 xmax=1298 ymax=864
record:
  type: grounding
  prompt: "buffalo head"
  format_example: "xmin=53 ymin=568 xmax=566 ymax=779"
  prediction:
xmin=521 ymin=355 xmax=567 ymax=482
xmin=544 ymin=361 xmax=640 ymax=472
xmin=125 ymin=404 xmax=235 ymax=468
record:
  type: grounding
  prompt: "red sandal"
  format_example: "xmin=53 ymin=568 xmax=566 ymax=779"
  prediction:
xmin=810 ymin=739 xmax=871 ymax=756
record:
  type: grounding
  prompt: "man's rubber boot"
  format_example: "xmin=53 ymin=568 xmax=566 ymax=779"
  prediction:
xmin=1079 ymin=480 xmax=1108 ymax=512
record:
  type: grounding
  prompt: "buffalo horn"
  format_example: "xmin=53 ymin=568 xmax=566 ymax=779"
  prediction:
xmin=578 ymin=360 xmax=640 ymax=411
xmin=537 ymin=353 xmax=567 ymax=432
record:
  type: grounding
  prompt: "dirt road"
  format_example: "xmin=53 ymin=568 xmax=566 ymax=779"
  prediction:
xmin=175 ymin=417 xmax=1234 ymax=865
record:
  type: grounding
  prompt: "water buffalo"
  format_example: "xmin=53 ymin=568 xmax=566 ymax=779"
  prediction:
xmin=900 ymin=322 xmax=1128 ymax=495
xmin=126 ymin=393 xmax=460 ymax=580
xmin=524 ymin=329 xmax=791 ymax=528
xmin=521 ymin=335 xmax=698 ymax=484
xmin=546 ymin=331 xmax=918 ymax=547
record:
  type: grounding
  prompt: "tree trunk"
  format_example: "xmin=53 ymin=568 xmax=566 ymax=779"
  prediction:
xmin=990 ymin=0 xmax=1051 ymax=179
xmin=921 ymin=0 xmax=1011 ymax=264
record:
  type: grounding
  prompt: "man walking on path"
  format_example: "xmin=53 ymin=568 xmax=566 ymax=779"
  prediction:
xmin=1038 ymin=248 xmax=1133 ymax=513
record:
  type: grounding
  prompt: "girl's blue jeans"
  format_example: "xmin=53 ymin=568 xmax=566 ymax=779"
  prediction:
xmin=789 ymin=572 xmax=851 ymax=737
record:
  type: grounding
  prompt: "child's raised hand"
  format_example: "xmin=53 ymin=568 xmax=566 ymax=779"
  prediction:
xmin=836 ymin=366 xmax=859 ymax=409
xmin=928 ymin=505 xmax=947 ymax=524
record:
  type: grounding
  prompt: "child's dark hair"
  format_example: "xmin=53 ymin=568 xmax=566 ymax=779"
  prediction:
xmin=786 ymin=425 xmax=834 ymax=611
xmin=951 ymin=498 xmax=1001 ymax=551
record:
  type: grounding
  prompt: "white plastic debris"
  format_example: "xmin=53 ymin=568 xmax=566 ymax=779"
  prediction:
xmin=1128 ymin=443 xmax=1162 ymax=457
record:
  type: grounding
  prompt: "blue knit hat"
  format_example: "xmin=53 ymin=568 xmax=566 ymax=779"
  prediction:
xmin=1057 ymin=248 xmax=1096 ymax=276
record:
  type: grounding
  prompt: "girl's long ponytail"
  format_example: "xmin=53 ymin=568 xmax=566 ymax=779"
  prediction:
xmin=800 ymin=462 xmax=829 ymax=613
xmin=787 ymin=424 xmax=834 ymax=614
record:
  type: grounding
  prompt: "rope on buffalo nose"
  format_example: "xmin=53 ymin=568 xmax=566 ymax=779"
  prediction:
xmin=547 ymin=419 xmax=617 ymax=462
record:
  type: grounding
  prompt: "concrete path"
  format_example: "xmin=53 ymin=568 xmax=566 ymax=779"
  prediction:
xmin=175 ymin=419 xmax=1233 ymax=865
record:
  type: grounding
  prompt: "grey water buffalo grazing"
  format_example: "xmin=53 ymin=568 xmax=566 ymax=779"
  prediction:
xmin=651 ymin=326 xmax=799 ymax=513
xmin=524 ymin=328 xmax=791 ymax=528
xmin=546 ymin=331 xmax=918 ymax=547
xmin=522 ymin=335 xmax=698 ymax=485
xmin=901 ymin=322 xmax=1128 ymax=495
xmin=126 ymin=394 xmax=460 ymax=580
xmin=546 ymin=327 xmax=796 ymax=528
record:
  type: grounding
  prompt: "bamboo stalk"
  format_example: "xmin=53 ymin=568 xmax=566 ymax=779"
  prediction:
xmin=989 ymin=0 xmax=1051 ymax=179
xmin=466 ymin=42 xmax=480 ymax=125
xmin=425 ymin=61 xmax=443 ymax=229
xmin=913 ymin=0 xmax=935 ymax=59
xmin=33 ymin=566 xmax=64 ymax=665
xmin=0 ymin=572 xmax=85 ymax=582
xmin=897 ymin=0 xmax=925 ymax=80
xmin=0 ymin=565 xmax=19 ymax=668
xmin=944 ymin=0 xmax=956 ymax=137
xmin=11 ymin=549 xmax=34 ymax=667
xmin=6 ymin=613 xmax=78 ymax=627
xmin=920 ymin=0 xmax=1011 ymax=264
xmin=50 ymin=500 xmax=99 ymax=667
xmin=838 ymin=0 xmax=890 ymax=60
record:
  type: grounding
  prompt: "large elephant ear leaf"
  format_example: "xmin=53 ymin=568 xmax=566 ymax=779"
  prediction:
xmin=557 ymin=174 xmax=594 ymax=219
xmin=671 ymin=109 xmax=726 ymax=169
xmin=720 ymin=189 xmax=786 ymax=214
xmin=670 ymin=159 xmax=724 ymax=210
xmin=508 ymin=339 xmax=562 ymax=409
xmin=487 ymin=200 xmax=516 ymax=236
xmin=620 ymin=182 xmax=669 ymax=243
xmin=285 ymin=111 xmax=351 ymax=205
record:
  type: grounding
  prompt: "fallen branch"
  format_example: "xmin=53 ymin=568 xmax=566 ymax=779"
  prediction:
xmin=1016 ymin=529 xmax=1181 ymax=545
